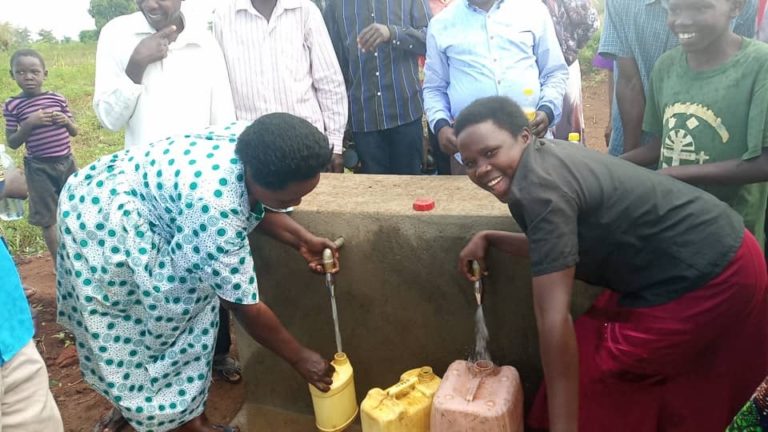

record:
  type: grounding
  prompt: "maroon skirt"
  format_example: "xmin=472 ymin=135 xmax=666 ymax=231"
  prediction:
xmin=529 ymin=230 xmax=768 ymax=431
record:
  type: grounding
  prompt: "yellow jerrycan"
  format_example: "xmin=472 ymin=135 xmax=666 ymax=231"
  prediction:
xmin=309 ymin=352 xmax=358 ymax=432
xmin=361 ymin=367 xmax=441 ymax=432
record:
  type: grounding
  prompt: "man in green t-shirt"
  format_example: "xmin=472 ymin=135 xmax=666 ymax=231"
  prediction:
xmin=622 ymin=0 xmax=768 ymax=247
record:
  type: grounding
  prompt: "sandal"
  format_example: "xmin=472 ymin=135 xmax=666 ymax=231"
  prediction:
xmin=93 ymin=407 xmax=128 ymax=432
xmin=212 ymin=355 xmax=242 ymax=384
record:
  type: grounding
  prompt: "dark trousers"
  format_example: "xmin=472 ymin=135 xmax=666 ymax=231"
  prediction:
xmin=353 ymin=118 xmax=423 ymax=174
xmin=428 ymin=128 xmax=452 ymax=175
xmin=214 ymin=306 xmax=231 ymax=357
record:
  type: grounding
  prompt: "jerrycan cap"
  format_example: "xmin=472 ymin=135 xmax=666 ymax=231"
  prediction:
xmin=332 ymin=352 xmax=349 ymax=366
xmin=413 ymin=198 xmax=435 ymax=212
xmin=418 ymin=367 xmax=436 ymax=383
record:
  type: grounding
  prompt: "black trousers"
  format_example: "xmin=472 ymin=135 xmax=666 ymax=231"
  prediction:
xmin=214 ymin=306 xmax=231 ymax=357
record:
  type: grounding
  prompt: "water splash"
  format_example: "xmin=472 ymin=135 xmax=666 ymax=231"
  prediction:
xmin=474 ymin=305 xmax=491 ymax=362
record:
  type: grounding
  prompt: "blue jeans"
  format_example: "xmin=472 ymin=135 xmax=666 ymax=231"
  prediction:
xmin=353 ymin=119 xmax=423 ymax=174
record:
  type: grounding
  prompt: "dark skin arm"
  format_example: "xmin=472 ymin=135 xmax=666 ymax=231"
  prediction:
xmin=52 ymin=111 xmax=78 ymax=137
xmin=530 ymin=111 xmax=551 ymax=138
xmin=533 ymin=268 xmax=579 ymax=432
xmin=458 ymin=230 xmax=529 ymax=280
xmin=6 ymin=110 xmax=53 ymax=149
xmin=125 ymin=26 xmax=178 ymax=84
xmin=660 ymin=151 xmax=768 ymax=185
xmin=616 ymin=57 xmax=645 ymax=153
xmin=220 ymin=299 xmax=335 ymax=391
xmin=256 ymin=211 xmax=339 ymax=273
xmin=224 ymin=210 xmax=341 ymax=391
xmin=620 ymin=134 xmax=661 ymax=167
xmin=459 ymin=232 xmax=577 ymax=430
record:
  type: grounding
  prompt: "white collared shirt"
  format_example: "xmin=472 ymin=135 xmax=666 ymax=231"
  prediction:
xmin=93 ymin=6 xmax=236 ymax=148
xmin=213 ymin=0 xmax=347 ymax=154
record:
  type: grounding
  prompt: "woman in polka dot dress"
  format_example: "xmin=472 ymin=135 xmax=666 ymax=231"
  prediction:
xmin=56 ymin=114 xmax=338 ymax=432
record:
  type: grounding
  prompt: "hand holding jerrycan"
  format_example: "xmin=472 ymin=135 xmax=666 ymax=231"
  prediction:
xmin=309 ymin=237 xmax=358 ymax=432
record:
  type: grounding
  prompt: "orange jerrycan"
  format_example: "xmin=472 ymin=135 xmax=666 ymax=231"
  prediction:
xmin=431 ymin=360 xmax=523 ymax=432
xmin=361 ymin=367 xmax=441 ymax=432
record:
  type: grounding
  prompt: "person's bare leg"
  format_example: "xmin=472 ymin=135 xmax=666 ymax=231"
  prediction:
xmin=173 ymin=413 xmax=240 ymax=432
xmin=42 ymin=224 xmax=58 ymax=267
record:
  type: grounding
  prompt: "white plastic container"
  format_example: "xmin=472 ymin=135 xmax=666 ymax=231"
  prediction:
xmin=0 ymin=145 xmax=24 ymax=221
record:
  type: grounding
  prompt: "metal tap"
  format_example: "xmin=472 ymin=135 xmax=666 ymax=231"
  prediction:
xmin=472 ymin=260 xmax=482 ymax=305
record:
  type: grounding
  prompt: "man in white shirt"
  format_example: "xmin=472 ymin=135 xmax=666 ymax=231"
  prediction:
xmin=213 ymin=0 xmax=348 ymax=172
xmin=91 ymin=2 xmax=239 ymax=430
xmin=93 ymin=0 xmax=235 ymax=149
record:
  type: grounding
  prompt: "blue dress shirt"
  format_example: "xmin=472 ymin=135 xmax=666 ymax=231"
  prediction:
xmin=0 ymin=238 xmax=34 ymax=366
xmin=423 ymin=0 xmax=569 ymax=133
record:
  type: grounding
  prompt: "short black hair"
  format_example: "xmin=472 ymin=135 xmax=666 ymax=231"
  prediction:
xmin=454 ymin=96 xmax=529 ymax=138
xmin=10 ymin=49 xmax=46 ymax=71
xmin=236 ymin=113 xmax=332 ymax=190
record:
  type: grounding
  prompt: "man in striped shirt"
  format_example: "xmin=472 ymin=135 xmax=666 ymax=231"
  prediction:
xmin=325 ymin=0 xmax=432 ymax=174
xmin=214 ymin=0 xmax=348 ymax=172
xmin=4 ymin=49 xmax=77 ymax=267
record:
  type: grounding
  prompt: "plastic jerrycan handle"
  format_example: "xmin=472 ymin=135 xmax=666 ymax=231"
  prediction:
xmin=386 ymin=376 xmax=419 ymax=399
xmin=322 ymin=237 xmax=345 ymax=273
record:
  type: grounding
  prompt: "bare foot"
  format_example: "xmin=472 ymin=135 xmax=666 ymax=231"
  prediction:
xmin=173 ymin=413 xmax=240 ymax=432
xmin=92 ymin=407 xmax=128 ymax=432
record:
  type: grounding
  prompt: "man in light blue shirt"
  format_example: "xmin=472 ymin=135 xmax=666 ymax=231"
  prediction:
xmin=423 ymin=0 xmax=569 ymax=166
xmin=0 ymin=166 xmax=63 ymax=432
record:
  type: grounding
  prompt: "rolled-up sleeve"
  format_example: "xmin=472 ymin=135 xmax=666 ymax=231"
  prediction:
xmin=387 ymin=0 xmax=431 ymax=55
xmin=307 ymin=4 xmax=348 ymax=154
xmin=535 ymin=10 xmax=569 ymax=125
xmin=423 ymin=24 xmax=453 ymax=132
xmin=92 ymin=20 xmax=144 ymax=132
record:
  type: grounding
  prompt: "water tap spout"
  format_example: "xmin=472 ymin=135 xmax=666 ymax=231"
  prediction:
xmin=472 ymin=260 xmax=482 ymax=305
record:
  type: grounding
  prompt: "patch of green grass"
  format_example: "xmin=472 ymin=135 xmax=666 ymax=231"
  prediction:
xmin=0 ymin=42 xmax=124 ymax=255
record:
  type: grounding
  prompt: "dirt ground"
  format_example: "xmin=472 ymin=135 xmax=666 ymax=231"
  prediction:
xmin=18 ymin=255 xmax=244 ymax=432
xmin=15 ymin=71 xmax=610 ymax=432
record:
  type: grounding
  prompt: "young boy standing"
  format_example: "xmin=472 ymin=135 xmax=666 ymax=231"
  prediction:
xmin=4 ymin=49 xmax=77 ymax=265
xmin=622 ymin=0 xmax=768 ymax=247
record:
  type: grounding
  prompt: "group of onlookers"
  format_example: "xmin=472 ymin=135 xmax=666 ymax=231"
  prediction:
xmin=4 ymin=0 xmax=768 ymax=430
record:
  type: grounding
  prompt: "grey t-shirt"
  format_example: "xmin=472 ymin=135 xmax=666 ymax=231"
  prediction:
xmin=507 ymin=139 xmax=744 ymax=308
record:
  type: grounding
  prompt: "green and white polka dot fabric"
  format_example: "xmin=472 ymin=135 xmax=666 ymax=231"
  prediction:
xmin=56 ymin=121 xmax=263 ymax=432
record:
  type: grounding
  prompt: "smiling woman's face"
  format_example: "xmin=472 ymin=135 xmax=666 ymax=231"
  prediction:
xmin=457 ymin=120 xmax=531 ymax=203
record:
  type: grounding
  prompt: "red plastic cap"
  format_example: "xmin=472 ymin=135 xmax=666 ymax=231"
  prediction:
xmin=413 ymin=198 xmax=435 ymax=211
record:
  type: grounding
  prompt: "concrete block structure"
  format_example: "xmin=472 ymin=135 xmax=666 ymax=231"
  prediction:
xmin=235 ymin=174 xmax=601 ymax=429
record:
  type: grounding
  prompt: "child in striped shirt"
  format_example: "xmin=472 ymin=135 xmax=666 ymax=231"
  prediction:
xmin=4 ymin=49 xmax=77 ymax=266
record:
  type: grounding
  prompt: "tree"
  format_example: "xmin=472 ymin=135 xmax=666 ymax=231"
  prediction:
xmin=0 ymin=22 xmax=13 ymax=51
xmin=37 ymin=29 xmax=57 ymax=44
xmin=89 ymin=0 xmax=137 ymax=34
xmin=13 ymin=27 xmax=31 ymax=47
xmin=79 ymin=29 xmax=99 ymax=43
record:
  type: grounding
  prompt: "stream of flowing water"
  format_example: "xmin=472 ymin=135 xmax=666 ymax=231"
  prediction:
xmin=474 ymin=305 xmax=491 ymax=361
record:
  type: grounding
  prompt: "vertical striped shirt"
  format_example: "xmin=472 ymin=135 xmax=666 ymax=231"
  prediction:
xmin=213 ymin=0 xmax=348 ymax=154
xmin=3 ymin=92 xmax=73 ymax=158
xmin=325 ymin=0 xmax=431 ymax=132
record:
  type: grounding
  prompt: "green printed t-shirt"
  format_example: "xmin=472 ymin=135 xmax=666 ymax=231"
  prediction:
xmin=643 ymin=38 xmax=768 ymax=247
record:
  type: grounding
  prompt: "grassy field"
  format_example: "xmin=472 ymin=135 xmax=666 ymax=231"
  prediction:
xmin=0 ymin=42 xmax=124 ymax=255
